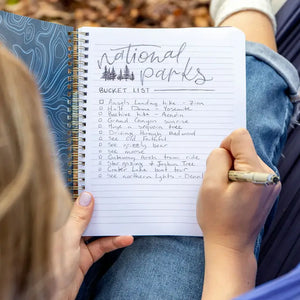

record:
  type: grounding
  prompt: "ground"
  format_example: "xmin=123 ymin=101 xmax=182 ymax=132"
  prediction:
xmin=1 ymin=0 xmax=211 ymax=28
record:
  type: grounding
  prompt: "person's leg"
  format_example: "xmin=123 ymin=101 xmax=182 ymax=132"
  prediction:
xmin=76 ymin=237 xmax=205 ymax=300
xmin=91 ymin=237 xmax=205 ymax=300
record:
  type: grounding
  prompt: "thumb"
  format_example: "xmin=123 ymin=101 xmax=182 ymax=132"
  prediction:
xmin=220 ymin=128 xmax=261 ymax=171
xmin=67 ymin=192 xmax=94 ymax=237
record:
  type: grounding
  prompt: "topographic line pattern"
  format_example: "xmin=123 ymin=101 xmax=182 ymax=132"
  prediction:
xmin=0 ymin=11 xmax=73 ymax=184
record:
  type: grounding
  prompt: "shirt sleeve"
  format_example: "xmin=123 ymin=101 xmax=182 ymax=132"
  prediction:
xmin=234 ymin=264 xmax=300 ymax=300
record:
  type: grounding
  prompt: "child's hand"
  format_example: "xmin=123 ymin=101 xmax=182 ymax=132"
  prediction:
xmin=52 ymin=192 xmax=134 ymax=300
xmin=197 ymin=128 xmax=281 ymax=253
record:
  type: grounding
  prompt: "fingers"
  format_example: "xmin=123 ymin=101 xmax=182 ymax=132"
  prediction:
xmin=220 ymin=128 xmax=261 ymax=171
xmin=85 ymin=236 xmax=134 ymax=263
xmin=204 ymin=148 xmax=232 ymax=188
xmin=67 ymin=192 xmax=94 ymax=237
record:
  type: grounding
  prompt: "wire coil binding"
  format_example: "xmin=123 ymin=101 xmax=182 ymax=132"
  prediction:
xmin=67 ymin=30 xmax=89 ymax=200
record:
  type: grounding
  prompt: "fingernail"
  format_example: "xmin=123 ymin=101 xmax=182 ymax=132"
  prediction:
xmin=79 ymin=192 xmax=92 ymax=207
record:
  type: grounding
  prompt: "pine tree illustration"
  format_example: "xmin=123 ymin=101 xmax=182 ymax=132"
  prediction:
xmin=107 ymin=67 xmax=112 ymax=80
xmin=130 ymin=72 xmax=135 ymax=81
xmin=117 ymin=69 xmax=123 ymax=81
xmin=101 ymin=66 xmax=108 ymax=80
xmin=124 ymin=65 xmax=130 ymax=81
xmin=110 ymin=67 xmax=117 ymax=80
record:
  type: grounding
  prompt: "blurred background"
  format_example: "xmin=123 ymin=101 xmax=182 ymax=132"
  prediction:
xmin=0 ymin=0 xmax=211 ymax=28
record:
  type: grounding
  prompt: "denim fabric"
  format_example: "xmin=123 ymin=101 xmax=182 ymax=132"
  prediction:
xmin=91 ymin=237 xmax=205 ymax=300
xmin=76 ymin=42 xmax=298 ymax=300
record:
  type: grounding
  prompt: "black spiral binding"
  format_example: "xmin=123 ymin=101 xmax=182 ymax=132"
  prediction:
xmin=67 ymin=31 xmax=89 ymax=200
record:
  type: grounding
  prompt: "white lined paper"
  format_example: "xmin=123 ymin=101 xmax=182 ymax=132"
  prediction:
xmin=79 ymin=27 xmax=246 ymax=236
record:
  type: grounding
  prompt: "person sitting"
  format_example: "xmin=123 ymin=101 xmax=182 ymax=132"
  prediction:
xmin=0 ymin=0 xmax=298 ymax=299
xmin=77 ymin=1 xmax=298 ymax=298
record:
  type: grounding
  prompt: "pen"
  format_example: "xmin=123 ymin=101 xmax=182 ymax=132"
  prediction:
xmin=228 ymin=170 xmax=280 ymax=185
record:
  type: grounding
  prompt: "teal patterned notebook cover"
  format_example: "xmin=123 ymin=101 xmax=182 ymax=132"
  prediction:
xmin=0 ymin=10 xmax=74 ymax=185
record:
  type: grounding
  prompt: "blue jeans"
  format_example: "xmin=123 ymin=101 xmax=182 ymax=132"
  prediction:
xmin=76 ymin=42 xmax=299 ymax=300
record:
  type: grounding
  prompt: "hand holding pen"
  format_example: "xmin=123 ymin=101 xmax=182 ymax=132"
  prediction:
xmin=197 ymin=129 xmax=282 ymax=300
xmin=197 ymin=128 xmax=281 ymax=253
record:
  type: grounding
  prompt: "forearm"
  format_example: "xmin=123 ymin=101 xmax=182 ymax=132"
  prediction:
xmin=202 ymin=241 xmax=257 ymax=300
xmin=220 ymin=11 xmax=277 ymax=52
xmin=210 ymin=0 xmax=277 ymax=51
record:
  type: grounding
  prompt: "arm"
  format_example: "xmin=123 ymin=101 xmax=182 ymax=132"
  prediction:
xmin=210 ymin=0 xmax=277 ymax=51
xmin=198 ymin=129 xmax=281 ymax=300
xmin=220 ymin=10 xmax=277 ymax=52
xmin=203 ymin=241 xmax=257 ymax=300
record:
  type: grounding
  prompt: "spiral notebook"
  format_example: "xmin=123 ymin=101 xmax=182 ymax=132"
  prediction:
xmin=0 ymin=11 xmax=246 ymax=236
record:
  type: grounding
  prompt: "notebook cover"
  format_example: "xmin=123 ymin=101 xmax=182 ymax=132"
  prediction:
xmin=0 ymin=10 xmax=74 ymax=184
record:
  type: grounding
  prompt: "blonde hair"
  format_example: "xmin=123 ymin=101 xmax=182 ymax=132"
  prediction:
xmin=0 ymin=46 xmax=71 ymax=299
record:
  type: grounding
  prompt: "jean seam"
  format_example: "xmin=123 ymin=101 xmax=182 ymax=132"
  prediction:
xmin=273 ymin=101 xmax=291 ymax=168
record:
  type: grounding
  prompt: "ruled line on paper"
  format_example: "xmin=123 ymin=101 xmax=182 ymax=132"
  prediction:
xmin=153 ymin=89 xmax=215 ymax=92
xmin=92 ymin=222 xmax=199 ymax=224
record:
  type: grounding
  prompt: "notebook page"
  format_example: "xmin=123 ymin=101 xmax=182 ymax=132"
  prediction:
xmin=79 ymin=27 xmax=246 ymax=236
